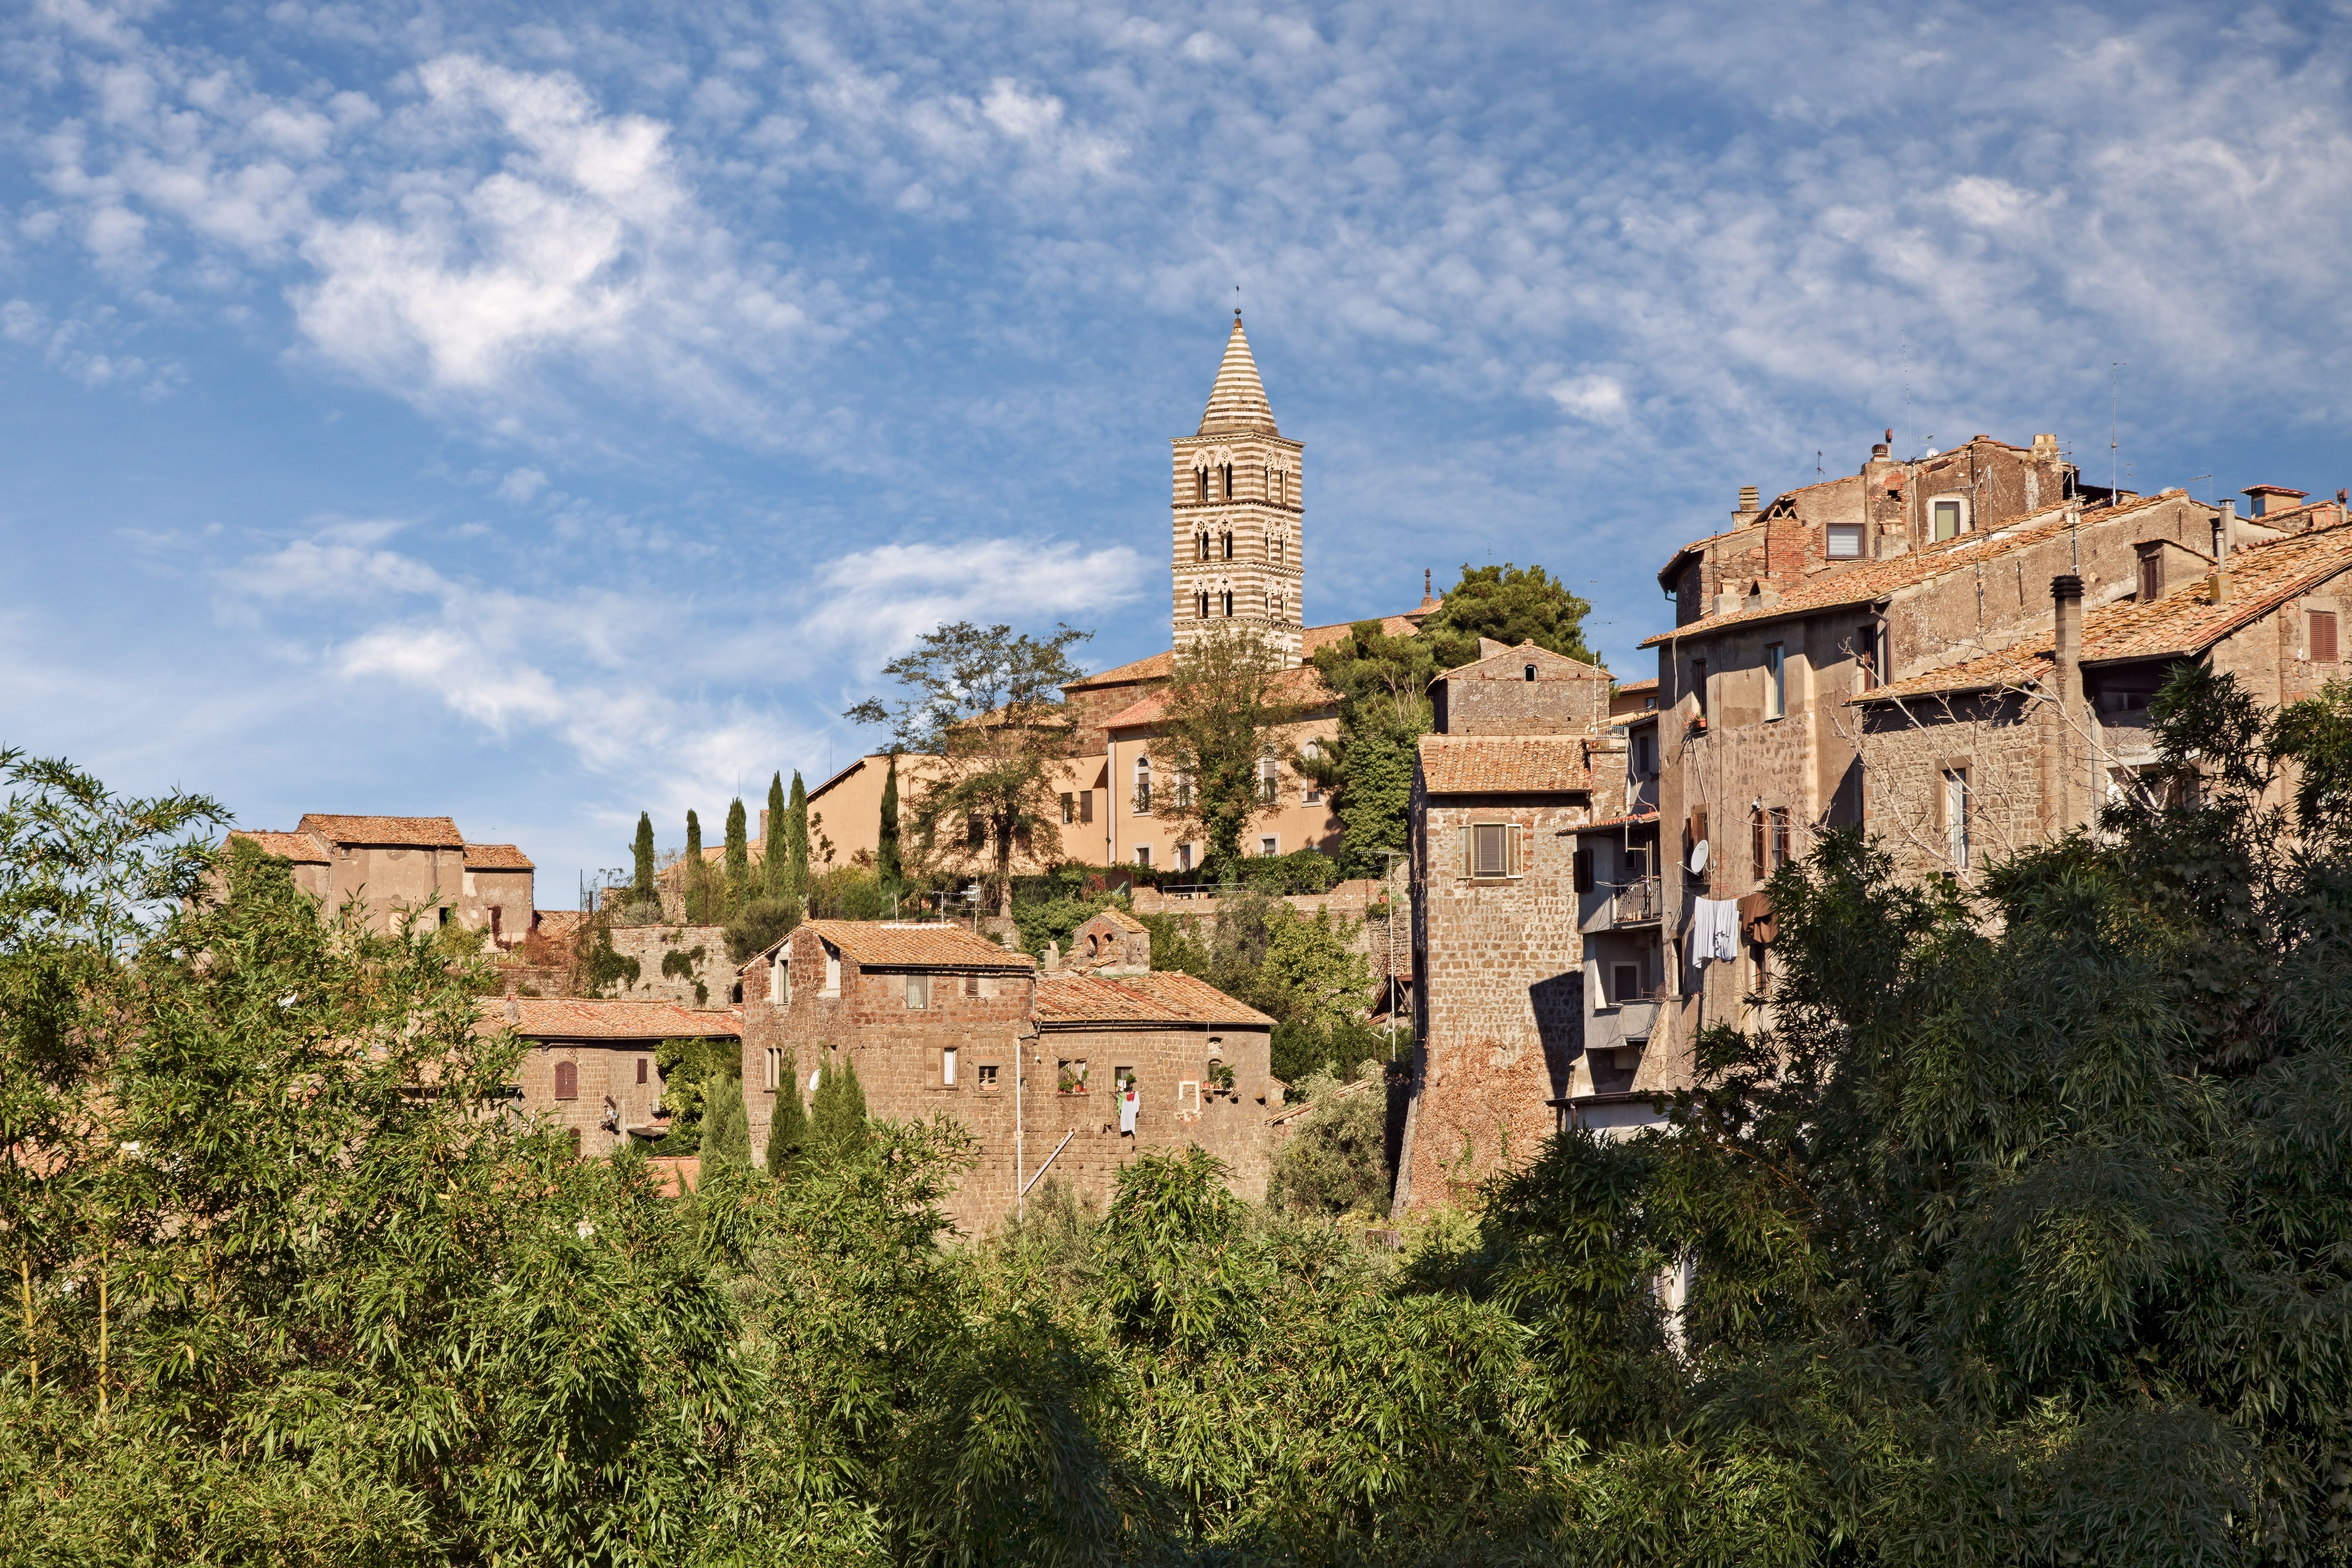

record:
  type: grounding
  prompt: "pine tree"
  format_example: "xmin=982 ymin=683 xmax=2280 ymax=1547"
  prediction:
xmin=765 ymin=772 xmax=788 ymax=899
xmin=631 ymin=811 xmax=656 ymax=908
xmin=763 ymin=1049 xmax=806 ymax=1173
xmin=701 ymin=1071 xmax=750 ymax=1169
xmin=811 ymin=1053 xmax=869 ymax=1160
xmin=683 ymin=810 xmax=707 ymax=923
xmin=723 ymin=798 xmax=749 ymax=917
xmin=877 ymin=752 xmax=903 ymax=889
xmin=786 ymin=770 xmax=811 ymax=897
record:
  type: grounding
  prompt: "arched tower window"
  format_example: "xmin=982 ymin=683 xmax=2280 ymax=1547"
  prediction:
xmin=1222 ymin=531 xmax=1233 ymax=560
xmin=1195 ymin=589 xmax=1209 ymax=618
xmin=1222 ymin=463 xmax=1233 ymax=499
xmin=1222 ymin=590 xmax=1233 ymax=617
xmin=1195 ymin=468 xmax=1207 ymax=503
xmin=1196 ymin=531 xmax=1208 ymax=561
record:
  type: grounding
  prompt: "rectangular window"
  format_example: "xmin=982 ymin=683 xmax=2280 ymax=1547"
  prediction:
xmin=1573 ymin=847 xmax=1594 ymax=894
xmin=977 ymin=1063 xmax=1000 ymax=1091
xmin=941 ymin=1047 xmax=957 ymax=1086
xmin=1769 ymin=807 xmax=1791 ymax=870
xmin=1932 ymin=498 xmax=1963 ymax=541
xmin=823 ymin=945 xmax=841 ymax=997
xmin=967 ymin=814 xmax=986 ymax=848
xmin=905 ymin=974 xmax=930 ymax=1010
xmin=1693 ymin=659 xmax=1707 ymax=717
xmin=1858 ymin=624 xmax=1882 ymax=691
xmin=1611 ymin=962 xmax=1642 ymax=1004
xmin=1302 ymin=740 xmax=1323 ymax=804
xmin=1260 ymin=836 xmax=1279 ymax=856
xmin=1179 ymin=842 xmax=1194 ymax=872
xmin=1060 ymin=792 xmax=1075 ymax=824
xmin=2313 ymin=610 xmax=2340 ymax=663
xmin=1079 ymin=790 xmax=1093 ymax=824
xmin=1135 ymin=846 xmax=1151 ymax=868
xmin=1058 ymin=1059 xmax=1088 ymax=1095
xmin=964 ymin=974 xmax=981 ymax=998
xmin=1764 ymin=643 xmax=1786 ymax=719
xmin=2139 ymin=551 xmax=2162 ymax=601
xmin=1471 ymin=822 xmax=1513 ymax=878
xmin=1257 ymin=753 xmax=1279 ymax=805
xmin=1943 ymin=768 xmax=1971 ymax=867
xmin=1826 ymin=523 xmax=1863 ymax=559
xmin=1115 ymin=1065 xmax=1137 ymax=1094
xmin=1750 ymin=805 xmax=1766 ymax=879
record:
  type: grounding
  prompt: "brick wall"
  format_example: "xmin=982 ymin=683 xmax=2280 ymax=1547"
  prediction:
xmin=514 ymin=1039 xmax=666 ymax=1158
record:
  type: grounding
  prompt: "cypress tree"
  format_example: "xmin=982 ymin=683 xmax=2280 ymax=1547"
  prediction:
xmin=683 ymin=810 xmax=707 ymax=923
xmin=723 ymin=798 xmax=749 ymax=917
xmin=786 ymin=770 xmax=811 ymax=898
xmin=631 ymin=812 xmax=656 ymax=908
xmin=763 ymin=1049 xmax=806 ymax=1173
xmin=765 ymin=772 xmax=788 ymax=899
xmin=811 ymin=1053 xmax=869 ymax=1159
xmin=877 ymin=753 xmax=902 ymax=888
xmin=702 ymin=1073 xmax=750 ymax=1169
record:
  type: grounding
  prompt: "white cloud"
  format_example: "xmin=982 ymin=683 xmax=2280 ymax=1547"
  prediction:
xmin=497 ymin=466 xmax=547 ymax=502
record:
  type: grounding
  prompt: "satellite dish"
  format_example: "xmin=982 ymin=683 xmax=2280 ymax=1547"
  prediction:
xmin=1689 ymin=839 xmax=1710 ymax=874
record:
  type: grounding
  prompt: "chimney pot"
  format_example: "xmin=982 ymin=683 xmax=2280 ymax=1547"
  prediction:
xmin=1738 ymin=485 xmax=1760 ymax=511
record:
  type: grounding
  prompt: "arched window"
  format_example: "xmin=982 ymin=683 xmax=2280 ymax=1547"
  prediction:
xmin=1196 ymin=589 xmax=1209 ymax=618
xmin=1222 ymin=532 xmax=1233 ymax=560
xmin=1134 ymin=756 xmax=1153 ymax=814
xmin=1276 ymin=469 xmax=1287 ymax=505
xmin=1196 ymin=531 xmax=1208 ymax=561
xmin=1524 ymin=664 xmax=1537 ymax=682
xmin=1195 ymin=468 xmax=1207 ymax=503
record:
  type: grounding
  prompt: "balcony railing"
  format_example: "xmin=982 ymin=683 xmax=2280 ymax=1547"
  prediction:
xmin=1612 ymin=877 xmax=1662 ymax=925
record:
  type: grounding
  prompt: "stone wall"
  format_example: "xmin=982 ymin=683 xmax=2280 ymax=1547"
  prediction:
xmin=1398 ymin=792 xmax=1588 ymax=1212
xmin=513 ymin=1040 xmax=665 ymax=1158
xmin=603 ymin=924 xmax=733 ymax=1008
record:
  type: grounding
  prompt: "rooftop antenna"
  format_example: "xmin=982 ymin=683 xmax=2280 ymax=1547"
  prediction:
xmin=2110 ymin=361 xmax=2124 ymax=500
xmin=1901 ymin=333 xmax=1911 ymax=456
xmin=1816 ymin=449 xmax=1823 ymax=480
xmin=2188 ymin=471 xmax=2211 ymax=508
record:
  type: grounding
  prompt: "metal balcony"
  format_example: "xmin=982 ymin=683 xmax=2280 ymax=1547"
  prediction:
xmin=1612 ymin=877 xmax=1662 ymax=926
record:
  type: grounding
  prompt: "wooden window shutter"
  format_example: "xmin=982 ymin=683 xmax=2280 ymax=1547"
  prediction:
xmin=554 ymin=1060 xmax=578 ymax=1100
xmin=2313 ymin=610 xmax=2339 ymax=663
xmin=1458 ymin=825 xmax=1470 ymax=877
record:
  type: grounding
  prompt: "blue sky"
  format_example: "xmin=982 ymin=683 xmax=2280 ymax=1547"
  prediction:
xmin=3 ymin=0 xmax=2348 ymax=897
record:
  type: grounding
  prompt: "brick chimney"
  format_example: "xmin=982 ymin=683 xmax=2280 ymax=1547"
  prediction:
xmin=1734 ymin=484 xmax=1761 ymax=525
xmin=2050 ymin=574 xmax=2084 ymax=833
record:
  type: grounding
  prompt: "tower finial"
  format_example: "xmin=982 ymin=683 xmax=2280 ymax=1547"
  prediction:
xmin=1424 ymin=567 xmax=1431 ymax=597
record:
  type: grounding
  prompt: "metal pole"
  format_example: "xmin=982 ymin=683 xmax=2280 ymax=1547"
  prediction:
xmin=1014 ymin=1028 xmax=1025 ymax=1220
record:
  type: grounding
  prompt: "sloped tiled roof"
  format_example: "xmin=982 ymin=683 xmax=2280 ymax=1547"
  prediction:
xmin=228 ymin=829 xmax=330 ymax=863
xmin=1614 ymin=677 xmax=1659 ymax=695
xmin=484 ymin=997 xmax=740 ymax=1040
xmin=1580 ymin=810 xmax=1661 ymax=832
xmin=1640 ymin=491 xmax=2192 ymax=649
xmin=464 ymin=842 xmax=534 ymax=870
xmin=1080 ymin=906 xmax=1148 ymax=934
xmin=785 ymin=918 xmax=1039 ymax=972
xmin=1858 ymin=521 xmax=2352 ymax=703
xmin=1197 ymin=316 xmax=1279 ymax=436
xmin=1418 ymin=735 xmax=1591 ymax=794
xmin=1102 ymin=663 xmax=1337 ymax=730
xmin=1034 ymin=969 xmax=1274 ymax=1028
xmin=297 ymin=813 xmax=465 ymax=848
xmin=1440 ymin=640 xmax=1609 ymax=681
xmin=1063 ymin=616 xmax=1421 ymax=694
xmin=532 ymin=909 xmax=588 ymax=944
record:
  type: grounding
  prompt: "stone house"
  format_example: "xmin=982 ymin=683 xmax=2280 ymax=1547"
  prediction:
xmin=1393 ymin=642 xmax=1612 ymax=1212
xmin=485 ymin=996 xmax=740 ymax=1158
xmin=737 ymin=917 xmax=1276 ymax=1233
xmin=1852 ymin=516 xmax=2352 ymax=877
xmin=1645 ymin=448 xmax=2347 ymax=1056
xmin=224 ymin=814 xmax=534 ymax=947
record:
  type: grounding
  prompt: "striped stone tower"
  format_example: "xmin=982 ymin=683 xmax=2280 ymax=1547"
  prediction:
xmin=1171 ymin=313 xmax=1304 ymax=665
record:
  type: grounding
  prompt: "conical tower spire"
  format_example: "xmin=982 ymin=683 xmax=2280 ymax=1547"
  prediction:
xmin=1198 ymin=313 xmax=1279 ymax=436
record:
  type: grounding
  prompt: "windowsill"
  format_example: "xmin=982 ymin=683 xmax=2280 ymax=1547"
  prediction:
xmin=1462 ymin=875 xmax=1524 ymax=885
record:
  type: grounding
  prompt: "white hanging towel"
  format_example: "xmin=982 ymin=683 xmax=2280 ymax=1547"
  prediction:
xmin=1119 ymin=1086 xmax=1140 ymax=1135
xmin=1692 ymin=898 xmax=1741 ymax=963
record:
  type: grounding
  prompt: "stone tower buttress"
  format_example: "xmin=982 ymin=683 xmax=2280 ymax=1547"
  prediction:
xmin=1171 ymin=315 xmax=1303 ymax=665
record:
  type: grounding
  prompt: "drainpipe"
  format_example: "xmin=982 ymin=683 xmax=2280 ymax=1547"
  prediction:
xmin=2052 ymin=574 xmax=2084 ymax=833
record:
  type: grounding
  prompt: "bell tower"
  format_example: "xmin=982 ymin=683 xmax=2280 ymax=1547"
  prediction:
xmin=1172 ymin=314 xmax=1303 ymax=665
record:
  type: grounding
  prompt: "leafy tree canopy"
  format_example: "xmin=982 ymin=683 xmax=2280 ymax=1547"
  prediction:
xmin=1419 ymin=561 xmax=1594 ymax=672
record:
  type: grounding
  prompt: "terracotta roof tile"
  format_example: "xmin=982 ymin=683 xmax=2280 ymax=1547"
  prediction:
xmin=484 ymin=997 xmax=740 ymax=1040
xmin=1857 ymin=521 xmax=2352 ymax=703
xmin=1034 ymin=969 xmax=1273 ymax=1027
xmin=297 ymin=813 xmax=465 ymax=848
xmin=1614 ymin=677 xmax=1658 ymax=694
xmin=532 ymin=909 xmax=588 ymax=944
xmin=1418 ymin=735 xmax=1591 ymax=794
xmin=229 ymin=829 xmax=330 ymax=863
xmin=1640 ymin=490 xmax=2191 ymax=650
xmin=1101 ymin=663 xmax=1336 ymax=730
xmin=786 ymin=919 xmax=1039 ymax=972
xmin=1440 ymin=641 xmax=1609 ymax=681
xmin=463 ymin=842 xmax=534 ymax=870
xmin=1581 ymin=810 xmax=1662 ymax=832
xmin=1065 ymin=616 xmax=1420 ymax=694
xmin=1081 ymin=907 xmax=1148 ymax=934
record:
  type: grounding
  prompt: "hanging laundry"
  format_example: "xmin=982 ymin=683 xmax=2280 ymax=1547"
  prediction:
xmin=1119 ymin=1084 xmax=1140 ymax=1136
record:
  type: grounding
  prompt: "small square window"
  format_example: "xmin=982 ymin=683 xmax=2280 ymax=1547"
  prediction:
xmin=905 ymin=975 xmax=930 ymax=1010
xmin=1826 ymin=523 xmax=1863 ymax=559
xmin=1470 ymin=823 xmax=1513 ymax=878
xmin=1260 ymin=836 xmax=1279 ymax=856
xmin=1135 ymin=846 xmax=1151 ymax=868
xmin=1932 ymin=498 xmax=1964 ymax=542
xmin=977 ymin=1063 xmax=1000 ymax=1091
xmin=1058 ymin=1059 xmax=1088 ymax=1095
xmin=964 ymin=974 xmax=981 ymax=998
